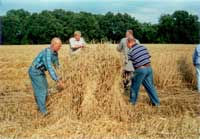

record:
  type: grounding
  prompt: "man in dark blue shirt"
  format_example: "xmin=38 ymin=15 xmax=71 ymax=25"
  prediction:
xmin=127 ymin=36 xmax=160 ymax=106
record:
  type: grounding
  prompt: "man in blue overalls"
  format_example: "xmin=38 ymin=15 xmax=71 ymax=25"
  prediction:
xmin=28 ymin=37 xmax=64 ymax=116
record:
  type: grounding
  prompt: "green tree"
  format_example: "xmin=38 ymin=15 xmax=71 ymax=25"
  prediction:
xmin=157 ymin=14 xmax=174 ymax=43
xmin=157 ymin=11 xmax=199 ymax=44
xmin=99 ymin=12 xmax=142 ymax=43
xmin=27 ymin=11 xmax=63 ymax=44
xmin=1 ymin=9 xmax=200 ymax=44
xmin=2 ymin=9 xmax=30 ymax=44
xmin=141 ymin=23 xmax=158 ymax=43
xmin=172 ymin=11 xmax=199 ymax=43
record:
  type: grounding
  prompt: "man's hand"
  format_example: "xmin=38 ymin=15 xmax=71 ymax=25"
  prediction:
xmin=80 ymin=45 xmax=85 ymax=48
xmin=57 ymin=80 xmax=64 ymax=90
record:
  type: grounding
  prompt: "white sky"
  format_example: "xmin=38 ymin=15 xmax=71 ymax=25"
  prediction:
xmin=0 ymin=0 xmax=199 ymax=23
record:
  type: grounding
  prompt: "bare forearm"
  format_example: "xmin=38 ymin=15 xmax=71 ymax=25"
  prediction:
xmin=72 ymin=45 xmax=82 ymax=49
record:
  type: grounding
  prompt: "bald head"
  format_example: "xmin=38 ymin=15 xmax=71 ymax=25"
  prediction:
xmin=51 ymin=37 xmax=62 ymax=52
xmin=51 ymin=37 xmax=62 ymax=46
xmin=127 ymin=36 xmax=135 ymax=43
xmin=126 ymin=29 xmax=133 ymax=38
xmin=127 ymin=36 xmax=136 ymax=48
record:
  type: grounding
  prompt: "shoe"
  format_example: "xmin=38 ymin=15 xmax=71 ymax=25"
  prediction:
xmin=40 ymin=111 xmax=49 ymax=117
xmin=129 ymin=100 xmax=136 ymax=105
xmin=152 ymin=103 xmax=160 ymax=107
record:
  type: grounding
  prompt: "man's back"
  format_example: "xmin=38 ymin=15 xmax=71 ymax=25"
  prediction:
xmin=117 ymin=38 xmax=140 ymax=56
xmin=128 ymin=44 xmax=151 ymax=68
xmin=117 ymin=37 xmax=140 ymax=71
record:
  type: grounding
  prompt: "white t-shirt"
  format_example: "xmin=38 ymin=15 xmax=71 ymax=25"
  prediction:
xmin=69 ymin=37 xmax=86 ymax=50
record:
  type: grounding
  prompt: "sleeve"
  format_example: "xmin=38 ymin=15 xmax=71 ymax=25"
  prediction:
xmin=69 ymin=38 xmax=76 ymax=48
xmin=117 ymin=39 xmax=124 ymax=52
xmin=81 ymin=38 xmax=86 ymax=46
xmin=54 ymin=55 xmax=60 ymax=69
xmin=128 ymin=50 xmax=133 ymax=61
xmin=135 ymin=39 xmax=140 ymax=44
xmin=193 ymin=48 xmax=197 ymax=65
xmin=45 ymin=49 xmax=59 ymax=81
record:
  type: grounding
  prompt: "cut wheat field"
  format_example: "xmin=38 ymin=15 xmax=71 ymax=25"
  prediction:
xmin=0 ymin=44 xmax=199 ymax=139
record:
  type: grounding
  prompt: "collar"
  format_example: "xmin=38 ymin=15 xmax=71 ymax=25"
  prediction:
xmin=132 ymin=43 xmax=138 ymax=48
xmin=48 ymin=46 xmax=57 ymax=54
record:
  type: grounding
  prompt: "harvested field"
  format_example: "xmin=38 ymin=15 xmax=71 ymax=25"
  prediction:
xmin=0 ymin=44 xmax=199 ymax=139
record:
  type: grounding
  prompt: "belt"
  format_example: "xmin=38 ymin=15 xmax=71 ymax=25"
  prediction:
xmin=31 ymin=64 xmax=45 ymax=72
xmin=135 ymin=63 xmax=151 ymax=69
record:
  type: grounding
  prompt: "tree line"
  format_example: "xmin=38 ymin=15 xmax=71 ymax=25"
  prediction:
xmin=0 ymin=9 xmax=199 ymax=44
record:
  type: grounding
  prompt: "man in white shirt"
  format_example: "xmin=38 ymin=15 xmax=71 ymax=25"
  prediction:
xmin=117 ymin=30 xmax=140 ymax=91
xmin=69 ymin=31 xmax=86 ymax=54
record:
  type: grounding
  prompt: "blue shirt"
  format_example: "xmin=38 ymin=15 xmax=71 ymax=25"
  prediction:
xmin=128 ymin=44 xmax=151 ymax=68
xmin=32 ymin=47 xmax=59 ymax=81
xmin=193 ymin=44 xmax=200 ymax=66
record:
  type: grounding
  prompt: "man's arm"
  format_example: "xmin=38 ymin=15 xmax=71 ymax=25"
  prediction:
xmin=193 ymin=48 xmax=197 ymax=66
xmin=117 ymin=39 xmax=124 ymax=52
xmin=45 ymin=49 xmax=59 ymax=81
xmin=81 ymin=38 xmax=86 ymax=47
xmin=53 ymin=55 xmax=60 ymax=69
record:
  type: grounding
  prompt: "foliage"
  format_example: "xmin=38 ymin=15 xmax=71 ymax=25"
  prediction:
xmin=1 ymin=9 xmax=200 ymax=44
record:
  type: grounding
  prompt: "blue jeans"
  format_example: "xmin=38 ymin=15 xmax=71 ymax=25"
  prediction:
xmin=195 ymin=65 xmax=200 ymax=92
xmin=28 ymin=67 xmax=48 ymax=113
xmin=130 ymin=67 xmax=160 ymax=105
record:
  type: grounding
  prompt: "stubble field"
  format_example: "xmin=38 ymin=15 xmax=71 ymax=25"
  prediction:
xmin=0 ymin=44 xmax=199 ymax=139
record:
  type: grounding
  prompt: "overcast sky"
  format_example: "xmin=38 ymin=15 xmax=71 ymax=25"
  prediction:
xmin=0 ymin=0 xmax=199 ymax=23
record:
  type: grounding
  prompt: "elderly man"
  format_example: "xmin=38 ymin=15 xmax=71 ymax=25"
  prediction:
xmin=117 ymin=30 xmax=140 ymax=90
xmin=193 ymin=44 xmax=200 ymax=93
xmin=28 ymin=37 xmax=64 ymax=115
xmin=69 ymin=31 xmax=86 ymax=54
xmin=127 ymin=36 xmax=160 ymax=106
